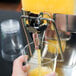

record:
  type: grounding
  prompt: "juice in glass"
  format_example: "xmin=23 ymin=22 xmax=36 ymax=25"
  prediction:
xmin=48 ymin=40 xmax=66 ymax=54
xmin=29 ymin=49 xmax=52 ymax=76
xmin=28 ymin=56 xmax=55 ymax=76
xmin=28 ymin=67 xmax=52 ymax=76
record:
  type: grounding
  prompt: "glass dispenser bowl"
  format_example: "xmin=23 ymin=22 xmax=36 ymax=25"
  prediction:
xmin=21 ymin=0 xmax=76 ymax=76
xmin=22 ymin=0 xmax=74 ymax=15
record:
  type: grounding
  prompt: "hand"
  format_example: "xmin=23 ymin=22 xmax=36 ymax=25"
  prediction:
xmin=12 ymin=55 xmax=30 ymax=76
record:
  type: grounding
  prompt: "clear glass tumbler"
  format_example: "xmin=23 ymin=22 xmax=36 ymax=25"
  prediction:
xmin=44 ymin=24 xmax=71 ymax=62
xmin=1 ymin=19 xmax=23 ymax=61
xmin=22 ymin=41 xmax=58 ymax=76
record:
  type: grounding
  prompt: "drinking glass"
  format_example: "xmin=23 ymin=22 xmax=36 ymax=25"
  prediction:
xmin=1 ymin=19 xmax=23 ymax=61
xmin=45 ymin=25 xmax=71 ymax=62
xmin=22 ymin=41 xmax=58 ymax=76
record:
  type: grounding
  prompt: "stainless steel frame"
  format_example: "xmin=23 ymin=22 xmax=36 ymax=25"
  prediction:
xmin=56 ymin=34 xmax=76 ymax=76
xmin=55 ymin=14 xmax=76 ymax=33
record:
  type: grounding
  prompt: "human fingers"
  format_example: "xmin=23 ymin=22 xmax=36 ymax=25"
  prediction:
xmin=13 ymin=55 xmax=28 ymax=68
xmin=22 ymin=64 xmax=30 ymax=72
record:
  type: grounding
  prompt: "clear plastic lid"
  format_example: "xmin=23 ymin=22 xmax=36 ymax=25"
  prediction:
xmin=1 ymin=19 xmax=20 ymax=34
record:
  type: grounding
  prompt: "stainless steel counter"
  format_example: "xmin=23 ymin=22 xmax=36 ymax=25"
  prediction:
xmin=56 ymin=33 xmax=76 ymax=76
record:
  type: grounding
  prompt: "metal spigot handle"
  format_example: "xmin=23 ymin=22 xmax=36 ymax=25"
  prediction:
xmin=21 ymin=10 xmax=33 ymax=57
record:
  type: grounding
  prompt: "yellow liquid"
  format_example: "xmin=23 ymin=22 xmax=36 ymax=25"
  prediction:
xmin=29 ymin=67 xmax=52 ymax=76
xmin=37 ymin=49 xmax=41 ymax=76
xmin=31 ymin=50 xmax=52 ymax=76
xmin=37 ymin=49 xmax=41 ymax=66
xmin=22 ymin=0 xmax=74 ymax=14
xmin=48 ymin=40 xmax=66 ymax=54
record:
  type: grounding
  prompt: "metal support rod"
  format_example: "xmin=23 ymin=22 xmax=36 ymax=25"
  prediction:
xmin=40 ymin=17 xmax=64 ymax=62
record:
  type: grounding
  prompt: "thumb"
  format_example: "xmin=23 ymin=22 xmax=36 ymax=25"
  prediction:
xmin=13 ymin=55 xmax=28 ymax=69
xmin=22 ymin=64 xmax=30 ymax=72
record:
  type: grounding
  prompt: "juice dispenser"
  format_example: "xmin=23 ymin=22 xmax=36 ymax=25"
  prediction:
xmin=21 ymin=1 xmax=76 ymax=75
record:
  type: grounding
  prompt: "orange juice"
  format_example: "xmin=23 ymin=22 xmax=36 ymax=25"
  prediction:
xmin=48 ymin=40 xmax=66 ymax=54
xmin=37 ymin=49 xmax=42 ymax=76
xmin=22 ymin=0 xmax=74 ymax=14
xmin=29 ymin=50 xmax=52 ymax=76
xmin=37 ymin=49 xmax=41 ymax=66
xmin=29 ymin=67 xmax=52 ymax=76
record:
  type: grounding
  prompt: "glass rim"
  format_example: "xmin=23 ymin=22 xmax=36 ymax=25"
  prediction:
xmin=22 ymin=41 xmax=58 ymax=60
xmin=45 ymin=35 xmax=71 ymax=41
xmin=28 ymin=57 xmax=56 ymax=65
xmin=23 ymin=41 xmax=58 ymax=53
